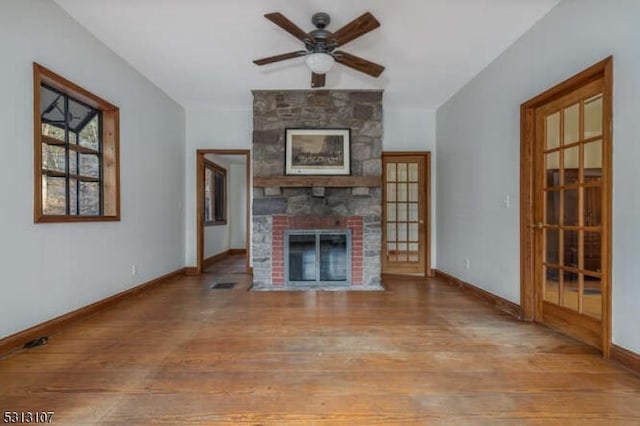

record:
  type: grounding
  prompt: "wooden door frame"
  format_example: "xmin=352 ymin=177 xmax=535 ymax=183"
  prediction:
xmin=196 ymin=149 xmax=251 ymax=275
xmin=381 ymin=151 xmax=432 ymax=277
xmin=520 ymin=57 xmax=613 ymax=356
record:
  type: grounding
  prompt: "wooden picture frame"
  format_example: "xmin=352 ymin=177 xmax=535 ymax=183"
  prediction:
xmin=285 ymin=128 xmax=351 ymax=175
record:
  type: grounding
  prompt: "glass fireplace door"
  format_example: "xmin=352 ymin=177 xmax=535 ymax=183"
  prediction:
xmin=286 ymin=230 xmax=351 ymax=286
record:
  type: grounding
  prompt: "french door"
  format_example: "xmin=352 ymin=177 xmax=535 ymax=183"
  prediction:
xmin=522 ymin=58 xmax=612 ymax=352
xmin=382 ymin=152 xmax=431 ymax=275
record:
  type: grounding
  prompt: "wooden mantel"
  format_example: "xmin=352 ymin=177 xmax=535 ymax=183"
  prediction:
xmin=253 ymin=175 xmax=381 ymax=188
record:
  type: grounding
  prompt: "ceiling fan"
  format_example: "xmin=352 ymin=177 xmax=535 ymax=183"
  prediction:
xmin=253 ymin=11 xmax=385 ymax=88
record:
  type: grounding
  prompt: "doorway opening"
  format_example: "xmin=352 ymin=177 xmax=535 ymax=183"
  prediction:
xmin=520 ymin=57 xmax=612 ymax=356
xmin=196 ymin=149 xmax=251 ymax=275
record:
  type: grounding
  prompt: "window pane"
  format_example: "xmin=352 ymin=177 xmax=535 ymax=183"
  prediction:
xmin=42 ymin=144 xmax=65 ymax=173
xmin=41 ymin=85 xmax=66 ymax=125
xmin=564 ymin=103 xmax=579 ymax=145
xmin=79 ymin=114 xmax=100 ymax=151
xmin=584 ymin=140 xmax=602 ymax=170
xmin=214 ymin=172 xmax=225 ymax=221
xmin=562 ymin=270 xmax=579 ymax=311
xmin=545 ymin=228 xmax=559 ymax=265
xmin=584 ymin=187 xmax=602 ymax=227
xmin=42 ymin=123 xmax=65 ymax=141
xmin=79 ymin=182 xmax=100 ymax=215
xmin=584 ymin=231 xmax=601 ymax=273
xmin=545 ymin=190 xmax=560 ymax=225
xmin=583 ymin=275 xmax=602 ymax=319
xmin=204 ymin=168 xmax=213 ymax=222
xmin=544 ymin=267 xmax=559 ymax=304
xmin=80 ymin=153 xmax=99 ymax=178
xmin=386 ymin=163 xmax=396 ymax=182
xmin=563 ymin=146 xmax=579 ymax=185
xmin=386 ymin=203 xmax=396 ymax=222
xmin=408 ymin=163 xmax=418 ymax=182
xmin=42 ymin=176 xmax=66 ymax=215
xmin=397 ymin=163 xmax=407 ymax=182
xmin=584 ymin=95 xmax=603 ymax=138
xmin=563 ymin=230 xmax=579 ymax=268
xmin=546 ymin=112 xmax=560 ymax=150
xmin=545 ymin=151 xmax=559 ymax=188
xmin=69 ymin=179 xmax=77 ymax=215
xmin=563 ymin=189 xmax=579 ymax=226
xmin=397 ymin=203 xmax=407 ymax=222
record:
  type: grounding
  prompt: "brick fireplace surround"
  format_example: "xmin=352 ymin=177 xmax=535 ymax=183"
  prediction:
xmin=271 ymin=215 xmax=363 ymax=286
xmin=251 ymin=90 xmax=383 ymax=289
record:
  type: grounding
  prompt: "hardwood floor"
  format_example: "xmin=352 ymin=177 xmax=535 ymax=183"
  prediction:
xmin=1 ymin=259 xmax=639 ymax=424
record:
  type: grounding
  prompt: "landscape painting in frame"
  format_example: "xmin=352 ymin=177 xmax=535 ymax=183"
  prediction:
xmin=285 ymin=128 xmax=351 ymax=175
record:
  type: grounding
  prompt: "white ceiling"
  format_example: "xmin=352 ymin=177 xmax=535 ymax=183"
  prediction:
xmin=54 ymin=0 xmax=560 ymax=110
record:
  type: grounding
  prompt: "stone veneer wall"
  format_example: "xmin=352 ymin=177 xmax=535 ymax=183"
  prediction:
xmin=252 ymin=90 xmax=383 ymax=288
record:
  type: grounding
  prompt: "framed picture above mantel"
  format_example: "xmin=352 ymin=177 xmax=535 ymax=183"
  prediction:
xmin=285 ymin=128 xmax=351 ymax=175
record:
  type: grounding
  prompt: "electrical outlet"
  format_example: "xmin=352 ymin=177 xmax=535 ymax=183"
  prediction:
xmin=464 ymin=258 xmax=471 ymax=269
xmin=131 ymin=264 xmax=138 ymax=276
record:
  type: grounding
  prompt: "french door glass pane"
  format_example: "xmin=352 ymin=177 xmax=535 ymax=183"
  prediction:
xmin=584 ymin=95 xmax=603 ymax=138
xmin=562 ymin=270 xmax=579 ymax=311
xmin=564 ymin=146 xmax=579 ymax=185
xmin=545 ymin=228 xmax=560 ymax=265
xmin=563 ymin=230 xmax=579 ymax=268
xmin=583 ymin=275 xmax=602 ymax=319
xmin=563 ymin=189 xmax=579 ymax=226
xmin=544 ymin=267 xmax=559 ymax=304
xmin=545 ymin=152 xmax=559 ymax=188
xmin=584 ymin=140 xmax=602 ymax=169
xmin=386 ymin=163 xmax=396 ymax=182
xmin=564 ymin=103 xmax=580 ymax=145
xmin=546 ymin=112 xmax=560 ymax=149
xmin=546 ymin=190 xmax=560 ymax=225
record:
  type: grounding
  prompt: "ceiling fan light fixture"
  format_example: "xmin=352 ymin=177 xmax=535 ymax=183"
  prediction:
xmin=305 ymin=52 xmax=334 ymax=74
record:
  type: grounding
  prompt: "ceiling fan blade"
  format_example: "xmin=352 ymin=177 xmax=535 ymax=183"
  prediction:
xmin=334 ymin=51 xmax=385 ymax=77
xmin=264 ymin=12 xmax=314 ymax=43
xmin=311 ymin=73 xmax=326 ymax=88
xmin=253 ymin=51 xmax=307 ymax=66
xmin=330 ymin=12 xmax=380 ymax=47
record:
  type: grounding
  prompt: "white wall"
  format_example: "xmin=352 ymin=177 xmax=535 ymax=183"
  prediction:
xmin=436 ymin=0 xmax=640 ymax=353
xmin=229 ymin=164 xmax=247 ymax=250
xmin=0 ymin=1 xmax=186 ymax=339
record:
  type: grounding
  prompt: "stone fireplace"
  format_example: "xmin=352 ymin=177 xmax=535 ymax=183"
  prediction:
xmin=251 ymin=90 xmax=382 ymax=289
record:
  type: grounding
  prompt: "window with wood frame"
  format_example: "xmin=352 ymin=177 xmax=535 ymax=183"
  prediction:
xmin=204 ymin=160 xmax=226 ymax=225
xmin=33 ymin=63 xmax=120 ymax=223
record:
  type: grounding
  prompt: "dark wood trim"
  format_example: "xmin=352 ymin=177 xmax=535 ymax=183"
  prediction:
xmin=0 ymin=267 xmax=186 ymax=357
xmin=253 ymin=175 xmax=380 ymax=188
xmin=229 ymin=249 xmax=247 ymax=255
xmin=203 ymin=159 xmax=228 ymax=226
xmin=434 ymin=269 xmax=522 ymax=319
xmin=184 ymin=267 xmax=199 ymax=276
xmin=33 ymin=63 xmax=120 ymax=223
xmin=520 ymin=56 xmax=613 ymax=356
xmin=196 ymin=149 xmax=251 ymax=275
xmin=611 ymin=344 xmax=640 ymax=376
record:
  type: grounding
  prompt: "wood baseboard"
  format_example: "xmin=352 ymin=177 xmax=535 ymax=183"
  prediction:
xmin=0 ymin=267 xmax=186 ymax=358
xmin=228 ymin=248 xmax=247 ymax=255
xmin=184 ymin=266 xmax=199 ymax=276
xmin=203 ymin=249 xmax=231 ymax=268
xmin=611 ymin=344 xmax=640 ymax=376
xmin=434 ymin=269 xmax=521 ymax=319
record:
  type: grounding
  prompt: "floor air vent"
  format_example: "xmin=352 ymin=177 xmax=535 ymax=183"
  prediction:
xmin=210 ymin=282 xmax=236 ymax=290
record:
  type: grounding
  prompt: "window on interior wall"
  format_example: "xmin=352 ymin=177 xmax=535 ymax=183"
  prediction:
xmin=33 ymin=63 xmax=120 ymax=223
xmin=204 ymin=160 xmax=227 ymax=225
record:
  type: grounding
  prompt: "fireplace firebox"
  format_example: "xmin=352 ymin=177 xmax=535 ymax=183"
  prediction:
xmin=285 ymin=230 xmax=351 ymax=287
